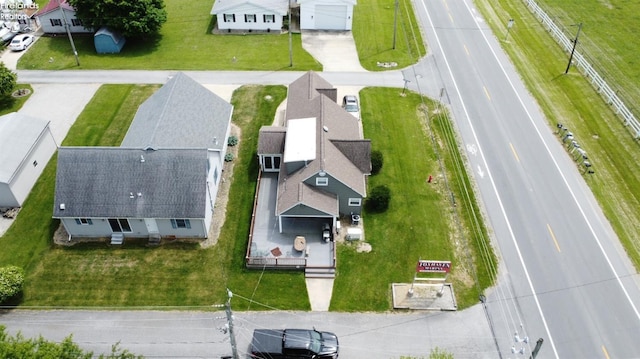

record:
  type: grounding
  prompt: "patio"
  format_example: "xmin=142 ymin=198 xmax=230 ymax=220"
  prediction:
xmin=246 ymin=172 xmax=336 ymax=269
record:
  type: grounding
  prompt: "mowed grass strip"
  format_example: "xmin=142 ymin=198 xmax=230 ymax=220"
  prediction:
xmin=353 ymin=0 xmax=425 ymax=71
xmin=331 ymin=88 xmax=493 ymax=311
xmin=18 ymin=0 xmax=320 ymax=71
xmin=475 ymin=0 xmax=640 ymax=268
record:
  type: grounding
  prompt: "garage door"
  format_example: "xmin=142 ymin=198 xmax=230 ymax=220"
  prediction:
xmin=315 ymin=5 xmax=347 ymax=30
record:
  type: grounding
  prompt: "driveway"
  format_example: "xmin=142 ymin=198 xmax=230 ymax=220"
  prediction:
xmin=302 ymin=30 xmax=367 ymax=72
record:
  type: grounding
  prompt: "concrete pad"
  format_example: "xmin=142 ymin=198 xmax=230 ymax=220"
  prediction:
xmin=201 ymin=84 xmax=240 ymax=103
xmin=18 ymin=83 xmax=101 ymax=145
xmin=305 ymin=278 xmax=334 ymax=311
xmin=302 ymin=31 xmax=367 ymax=72
xmin=392 ymin=283 xmax=457 ymax=311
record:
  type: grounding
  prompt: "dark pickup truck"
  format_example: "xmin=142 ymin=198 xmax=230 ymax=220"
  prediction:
xmin=250 ymin=328 xmax=339 ymax=359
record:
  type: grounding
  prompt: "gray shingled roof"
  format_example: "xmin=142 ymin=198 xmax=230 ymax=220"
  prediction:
xmin=121 ymin=72 xmax=233 ymax=150
xmin=257 ymin=126 xmax=286 ymax=154
xmin=0 ymin=113 xmax=52 ymax=184
xmin=53 ymin=147 xmax=208 ymax=219
xmin=274 ymin=72 xmax=372 ymax=214
xmin=277 ymin=182 xmax=338 ymax=216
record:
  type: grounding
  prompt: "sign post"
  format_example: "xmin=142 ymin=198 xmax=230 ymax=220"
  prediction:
xmin=409 ymin=259 xmax=452 ymax=297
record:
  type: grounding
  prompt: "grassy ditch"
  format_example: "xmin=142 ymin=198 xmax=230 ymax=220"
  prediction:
xmin=474 ymin=0 xmax=640 ymax=269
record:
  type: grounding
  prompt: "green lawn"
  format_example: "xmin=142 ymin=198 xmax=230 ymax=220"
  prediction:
xmin=0 ymin=84 xmax=492 ymax=310
xmin=352 ymin=0 xmax=426 ymax=70
xmin=0 ymin=85 xmax=33 ymax=116
xmin=18 ymin=0 xmax=426 ymax=71
xmin=18 ymin=0 xmax=320 ymax=71
xmin=474 ymin=0 xmax=640 ymax=269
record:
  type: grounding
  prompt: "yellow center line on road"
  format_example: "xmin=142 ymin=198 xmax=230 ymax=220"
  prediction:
xmin=547 ymin=224 xmax=561 ymax=252
xmin=444 ymin=0 xmax=449 ymax=11
xmin=602 ymin=345 xmax=611 ymax=359
xmin=463 ymin=44 xmax=470 ymax=56
xmin=483 ymin=86 xmax=491 ymax=100
xmin=449 ymin=13 xmax=454 ymax=24
xmin=509 ymin=142 xmax=520 ymax=162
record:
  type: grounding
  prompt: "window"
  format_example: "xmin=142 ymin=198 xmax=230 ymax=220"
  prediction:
xmin=224 ymin=14 xmax=235 ymax=22
xmin=75 ymin=218 xmax=93 ymax=225
xmin=245 ymin=14 xmax=256 ymax=23
xmin=263 ymin=14 xmax=275 ymax=23
xmin=71 ymin=18 xmax=83 ymax=27
xmin=50 ymin=18 xmax=62 ymax=26
xmin=348 ymin=198 xmax=362 ymax=206
xmin=316 ymin=177 xmax=328 ymax=186
xmin=171 ymin=219 xmax=191 ymax=229
xmin=108 ymin=218 xmax=131 ymax=232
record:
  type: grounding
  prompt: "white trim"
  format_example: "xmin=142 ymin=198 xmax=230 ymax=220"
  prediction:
xmin=316 ymin=177 xmax=328 ymax=186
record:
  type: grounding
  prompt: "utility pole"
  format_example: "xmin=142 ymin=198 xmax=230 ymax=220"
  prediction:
xmin=225 ymin=289 xmax=239 ymax=359
xmin=57 ymin=0 xmax=80 ymax=66
xmin=392 ymin=0 xmax=399 ymax=49
xmin=504 ymin=18 xmax=515 ymax=41
xmin=288 ymin=5 xmax=293 ymax=67
xmin=564 ymin=22 xmax=582 ymax=74
xmin=530 ymin=338 xmax=544 ymax=358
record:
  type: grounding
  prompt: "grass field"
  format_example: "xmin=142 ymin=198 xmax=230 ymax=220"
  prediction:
xmin=474 ymin=0 xmax=640 ymax=269
xmin=18 ymin=0 xmax=320 ymax=71
xmin=0 ymin=84 xmax=492 ymax=310
xmin=352 ymin=0 xmax=426 ymax=71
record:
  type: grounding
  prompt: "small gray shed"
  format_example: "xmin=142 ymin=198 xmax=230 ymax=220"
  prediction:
xmin=94 ymin=27 xmax=126 ymax=54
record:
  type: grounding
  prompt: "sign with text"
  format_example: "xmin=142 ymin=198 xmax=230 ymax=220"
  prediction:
xmin=416 ymin=260 xmax=451 ymax=273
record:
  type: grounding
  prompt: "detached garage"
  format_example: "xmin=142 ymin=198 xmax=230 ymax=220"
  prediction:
xmin=0 ymin=113 xmax=57 ymax=208
xmin=299 ymin=0 xmax=356 ymax=30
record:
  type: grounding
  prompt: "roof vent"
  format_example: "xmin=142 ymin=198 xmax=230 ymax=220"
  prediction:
xmin=59 ymin=203 xmax=65 ymax=210
xmin=137 ymin=192 xmax=143 ymax=197
xmin=129 ymin=192 xmax=134 ymax=199
xmin=140 ymin=155 xmax=145 ymax=163
xmin=323 ymin=126 xmax=329 ymax=132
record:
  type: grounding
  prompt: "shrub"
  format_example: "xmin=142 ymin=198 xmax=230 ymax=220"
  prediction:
xmin=365 ymin=185 xmax=391 ymax=212
xmin=370 ymin=150 xmax=383 ymax=175
xmin=224 ymin=153 xmax=234 ymax=162
xmin=227 ymin=135 xmax=239 ymax=146
xmin=0 ymin=266 xmax=24 ymax=303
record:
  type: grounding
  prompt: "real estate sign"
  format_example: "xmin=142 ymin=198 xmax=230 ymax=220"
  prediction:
xmin=416 ymin=260 xmax=451 ymax=273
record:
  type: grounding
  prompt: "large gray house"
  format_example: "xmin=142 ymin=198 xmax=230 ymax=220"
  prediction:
xmin=257 ymin=71 xmax=371 ymax=233
xmin=53 ymin=73 xmax=233 ymax=243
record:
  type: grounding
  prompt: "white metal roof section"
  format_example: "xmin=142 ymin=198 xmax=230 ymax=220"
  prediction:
xmin=284 ymin=117 xmax=316 ymax=163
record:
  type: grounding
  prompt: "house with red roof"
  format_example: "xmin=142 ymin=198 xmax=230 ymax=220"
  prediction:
xmin=34 ymin=0 xmax=91 ymax=34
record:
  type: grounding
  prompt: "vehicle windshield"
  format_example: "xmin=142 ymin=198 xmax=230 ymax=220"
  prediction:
xmin=309 ymin=330 xmax=322 ymax=353
xmin=345 ymin=104 xmax=358 ymax=112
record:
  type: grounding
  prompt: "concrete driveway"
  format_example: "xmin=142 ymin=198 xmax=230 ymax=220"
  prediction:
xmin=302 ymin=30 xmax=367 ymax=72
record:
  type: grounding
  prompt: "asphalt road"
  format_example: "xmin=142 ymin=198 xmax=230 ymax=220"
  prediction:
xmin=0 ymin=307 xmax=497 ymax=358
xmin=407 ymin=0 xmax=640 ymax=357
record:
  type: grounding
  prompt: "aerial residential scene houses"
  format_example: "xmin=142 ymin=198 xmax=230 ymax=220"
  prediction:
xmin=1 ymin=0 xmax=640 ymax=358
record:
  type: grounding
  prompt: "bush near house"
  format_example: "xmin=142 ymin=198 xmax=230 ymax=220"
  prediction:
xmin=0 ymin=266 xmax=24 ymax=303
xmin=365 ymin=185 xmax=391 ymax=212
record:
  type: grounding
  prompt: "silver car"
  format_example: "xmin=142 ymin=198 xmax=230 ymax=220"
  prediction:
xmin=342 ymin=95 xmax=360 ymax=120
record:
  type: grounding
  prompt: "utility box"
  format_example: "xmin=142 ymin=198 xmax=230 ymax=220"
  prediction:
xmin=346 ymin=228 xmax=362 ymax=241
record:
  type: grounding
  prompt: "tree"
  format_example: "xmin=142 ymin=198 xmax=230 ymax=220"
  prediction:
xmin=370 ymin=150 xmax=383 ymax=175
xmin=365 ymin=185 xmax=391 ymax=212
xmin=0 ymin=62 xmax=17 ymax=97
xmin=0 ymin=266 xmax=24 ymax=303
xmin=0 ymin=326 xmax=142 ymax=358
xmin=69 ymin=0 xmax=167 ymax=38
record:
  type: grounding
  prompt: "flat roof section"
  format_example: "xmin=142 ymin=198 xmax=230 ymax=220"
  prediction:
xmin=284 ymin=117 xmax=316 ymax=163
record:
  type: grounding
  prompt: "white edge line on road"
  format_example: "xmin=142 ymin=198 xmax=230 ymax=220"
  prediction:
xmin=461 ymin=0 xmax=640 ymax=322
xmin=416 ymin=0 xmax=560 ymax=357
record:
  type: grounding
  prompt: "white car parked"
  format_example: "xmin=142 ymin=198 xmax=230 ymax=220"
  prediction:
xmin=9 ymin=34 xmax=34 ymax=51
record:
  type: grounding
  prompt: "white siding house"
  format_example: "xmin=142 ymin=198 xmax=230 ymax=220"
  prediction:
xmin=211 ymin=0 xmax=288 ymax=32
xmin=53 ymin=73 xmax=234 ymax=243
xmin=298 ymin=0 xmax=356 ymax=30
xmin=34 ymin=0 xmax=92 ymax=34
xmin=0 ymin=113 xmax=57 ymax=208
